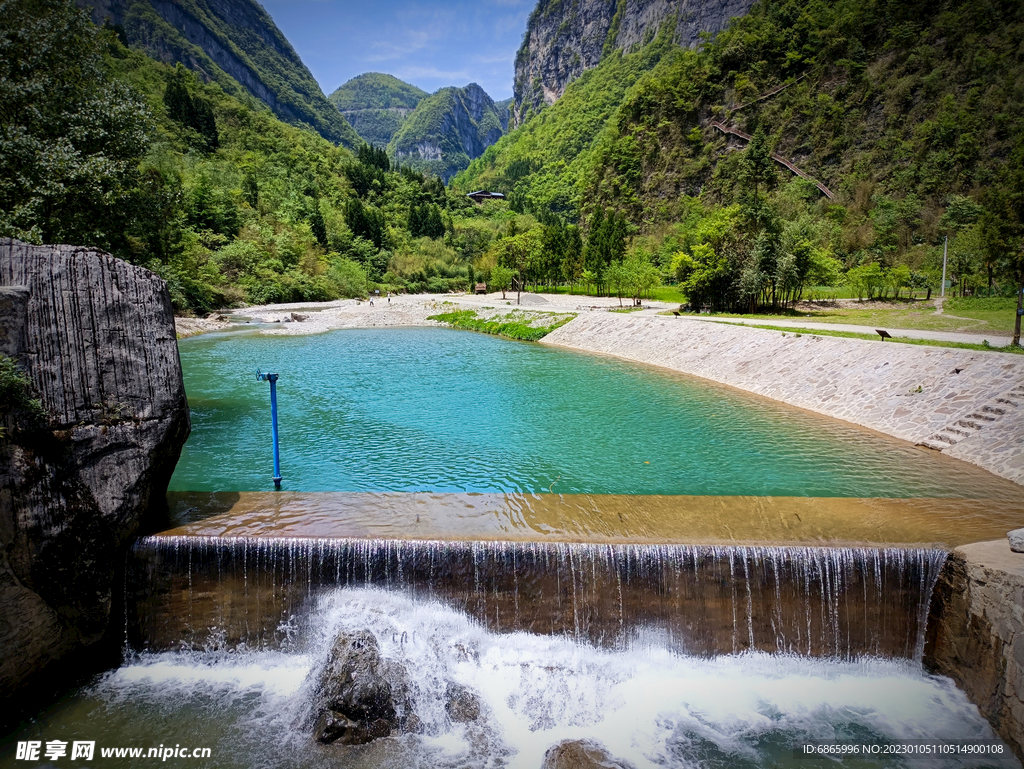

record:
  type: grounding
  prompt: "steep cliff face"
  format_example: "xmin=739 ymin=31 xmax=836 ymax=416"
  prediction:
xmin=389 ymin=83 xmax=506 ymax=181
xmin=0 ymin=240 xmax=189 ymax=719
xmin=77 ymin=0 xmax=360 ymax=147
xmin=513 ymin=0 xmax=755 ymax=126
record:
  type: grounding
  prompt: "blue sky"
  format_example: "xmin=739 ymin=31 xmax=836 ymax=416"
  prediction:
xmin=260 ymin=0 xmax=535 ymax=101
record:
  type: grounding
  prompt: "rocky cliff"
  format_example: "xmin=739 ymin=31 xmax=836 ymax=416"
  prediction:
xmin=0 ymin=240 xmax=189 ymax=721
xmin=76 ymin=0 xmax=360 ymax=147
xmin=389 ymin=83 xmax=507 ymax=181
xmin=512 ymin=0 xmax=755 ymax=126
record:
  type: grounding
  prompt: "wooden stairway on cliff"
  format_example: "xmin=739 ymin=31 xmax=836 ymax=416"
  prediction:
xmin=916 ymin=383 xmax=1024 ymax=451
xmin=710 ymin=121 xmax=836 ymax=200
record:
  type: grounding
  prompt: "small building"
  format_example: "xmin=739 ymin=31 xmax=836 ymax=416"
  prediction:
xmin=466 ymin=190 xmax=506 ymax=204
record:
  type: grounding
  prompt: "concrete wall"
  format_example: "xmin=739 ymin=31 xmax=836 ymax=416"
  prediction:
xmin=926 ymin=541 xmax=1024 ymax=762
xmin=543 ymin=314 xmax=1024 ymax=485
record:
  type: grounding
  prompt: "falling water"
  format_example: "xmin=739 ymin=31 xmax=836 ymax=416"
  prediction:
xmin=129 ymin=537 xmax=946 ymax=661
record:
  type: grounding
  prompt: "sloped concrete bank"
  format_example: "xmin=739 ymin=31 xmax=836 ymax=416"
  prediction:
xmin=542 ymin=314 xmax=1024 ymax=486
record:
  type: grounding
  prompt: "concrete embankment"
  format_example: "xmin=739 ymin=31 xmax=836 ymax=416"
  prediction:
xmin=543 ymin=314 xmax=1024 ymax=486
xmin=926 ymin=540 xmax=1024 ymax=762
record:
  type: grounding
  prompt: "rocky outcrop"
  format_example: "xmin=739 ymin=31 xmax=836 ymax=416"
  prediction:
xmin=445 ymin=682 xmax=481 ymax=723
xmin=0 ymin=239 xmax=189 ymax=720
xmin=308 ymin=630 xmax=410 ymax=745
xmin=76 ymin=0 xmax=360 ymax=147
xmin=925 ymin=540 xmax=1024 ymax=762
xmin=541 ymin=739 xmax=638 ymax=769
xmin=513 ymin=0 xmax=755 ymax=126
xmin=390 ymin=83 xmax=507 ymax=181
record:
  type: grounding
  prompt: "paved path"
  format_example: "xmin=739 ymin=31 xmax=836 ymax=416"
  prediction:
xmin=683 ymin=315 xmax=1013 ymax=347
xmin=423 ymin=292 xmax=1016 ymax=347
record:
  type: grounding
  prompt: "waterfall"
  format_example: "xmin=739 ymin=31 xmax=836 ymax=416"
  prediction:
xmin=129 ymin=537 xmax=946 ymax=661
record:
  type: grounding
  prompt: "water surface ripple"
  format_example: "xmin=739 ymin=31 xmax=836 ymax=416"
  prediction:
xmin=171 ymin=327 xmax=1014 ymax=499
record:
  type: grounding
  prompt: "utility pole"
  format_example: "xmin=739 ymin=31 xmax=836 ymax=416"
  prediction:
xmin=941 ymin=235 xmax=948 ymax=298
xmin=256 ymin=369 xmax=283 ymax=490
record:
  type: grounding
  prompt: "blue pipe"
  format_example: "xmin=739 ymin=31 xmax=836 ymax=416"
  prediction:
xmin=257 ymin=370 xmax=283 ymax=490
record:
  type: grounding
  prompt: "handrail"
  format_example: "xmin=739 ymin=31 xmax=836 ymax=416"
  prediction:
xmin=709 ymin=121 xmax=836 ymax=200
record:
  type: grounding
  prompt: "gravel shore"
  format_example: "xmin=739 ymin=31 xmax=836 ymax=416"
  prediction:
xmin=174 ymin=292 xmax=674 ymax=338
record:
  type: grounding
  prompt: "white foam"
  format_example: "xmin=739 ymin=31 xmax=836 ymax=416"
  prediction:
xmin=79 ymin=588 xmax=1008 ymax=768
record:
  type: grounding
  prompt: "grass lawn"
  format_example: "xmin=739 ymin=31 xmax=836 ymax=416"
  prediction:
xmin=705 ymin=320 xmax=1024 ymax=354
xmin=708 ymin=297 xmax=1018 ymax=336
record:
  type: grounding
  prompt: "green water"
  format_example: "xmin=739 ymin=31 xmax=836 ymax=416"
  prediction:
xmin=170 ymin=327 xmax=996 ymax=498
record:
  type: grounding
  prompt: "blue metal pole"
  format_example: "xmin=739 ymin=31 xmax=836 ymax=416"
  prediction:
xmin=257 ymin=369 xmax=283 ymax=490
xmin=268 ymin=373 xmax=282 ymax=489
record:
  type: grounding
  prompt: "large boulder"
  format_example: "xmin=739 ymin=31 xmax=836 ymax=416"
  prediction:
xmin=309 ymin=630 xmax=409 ymax=745
xmin=541 ymin=739 xmax=637 ymax=769
xmin=0 ymin=239 xmax=189 ymax=721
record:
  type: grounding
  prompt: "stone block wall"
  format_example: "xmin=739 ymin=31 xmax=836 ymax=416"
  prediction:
xmin=925 ymin=541 xmax=1024 ymax=762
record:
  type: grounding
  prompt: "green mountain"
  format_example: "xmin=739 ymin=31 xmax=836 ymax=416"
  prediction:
xmin=454 ymin=0 xmax=1024 ymax=312
xmin=453 ymin=26 xmax=673 ymax=214
xmin=76 ymin=0 xmax=361 ymax=147
xmin=389 ymin=83 xmax=507 ymax=181
xmin=328 ymin=73 xmax=428 ymax=148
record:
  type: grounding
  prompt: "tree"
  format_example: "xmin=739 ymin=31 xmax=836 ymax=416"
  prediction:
xmin=309 ymin=205 xmax=328 ymax=249
xmin=740 ymin=124 xmax=778 ymax=206
xmin=622 ymin=247 xmax=661 ymax=305
xmin=981 ymin=153 xmax=1024 ymax=346
xmin=493 ymin=229 xmax=541 ymax=304
xmin=490 ymin=264 xmax=514 ymax=299
xmin=0 ymin=0 xmax=151 ymax=248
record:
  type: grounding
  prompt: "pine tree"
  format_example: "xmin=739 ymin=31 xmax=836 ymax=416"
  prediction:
xmin=309 ymin=205 xmax=328 ymax=249
xmin=425 ymin=205 xmax=444 ymax=239
xmin=408 ymin=203 xmax=423 ymax=237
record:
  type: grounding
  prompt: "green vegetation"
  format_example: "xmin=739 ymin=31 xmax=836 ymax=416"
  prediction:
xmin=79 ymin=0 xmax=360 ymax=146
xmin=389 ymin=84 xmax=506 ymax=181
xmin=328 ymin=73 xmax=427 ymax=111
xmin=0 ymin=3 xmax=522 ymax=313
xmin=456 ymin=0 xmax=1024 ymax=343
xmin=427 ymin=308 xmax=576 ymax=341
xmin=0 ymin=355 xmax=47 ymax=438
xmin=328 ymin=73 xmax=428 ymax=147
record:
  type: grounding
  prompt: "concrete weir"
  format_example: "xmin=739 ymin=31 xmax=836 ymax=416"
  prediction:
xmin=542 ymin=313 xmax=1024 ymax=486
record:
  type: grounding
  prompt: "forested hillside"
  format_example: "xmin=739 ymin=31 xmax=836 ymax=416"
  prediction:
xmin=328 ymin=73 xmax=427 ymax=147
xmin=76 ymin=0 xmax=361 ymax=147
xmin=389 ymin=83 xmax=509 ymax=181
xmin=0 ymin=1 xmax=538 ymax=314
xmin=456 ymin=0 xmax=1024 ymax=318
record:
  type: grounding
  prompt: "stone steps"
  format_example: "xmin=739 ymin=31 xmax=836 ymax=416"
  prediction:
xmin=918 ymin=384 xmax=1024 ymax=451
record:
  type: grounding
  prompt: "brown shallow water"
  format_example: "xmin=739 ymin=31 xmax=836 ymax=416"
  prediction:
xmin=165 ymin=491 xmax=1024 ymax=548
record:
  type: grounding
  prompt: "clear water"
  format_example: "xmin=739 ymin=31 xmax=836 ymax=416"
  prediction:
xmin=170 ymin=328 xmax=1002 ymax=498
xmin=6 ymin=590 xmax=1013 ymax=769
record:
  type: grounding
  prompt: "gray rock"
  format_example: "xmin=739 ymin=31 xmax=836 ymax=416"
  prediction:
xmin=1009 ymin=529 xmax=1024 ymax=553
xmin=290 ymin=313 xmax=308 ymax=322
xmin=541 ymin=739 xmax=637 ymax=769
xmin=0 ymin=239 xmax=189 ymax=720
xmin=309 ymin=630 xmax=406 ymax=745
xmin=512 ymin=0 xmax=756 ymax=127
xmin=445 ymin=682 xmax=481 ymax=723
xmin=0 ymin=285 xmax=29 ymax=356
